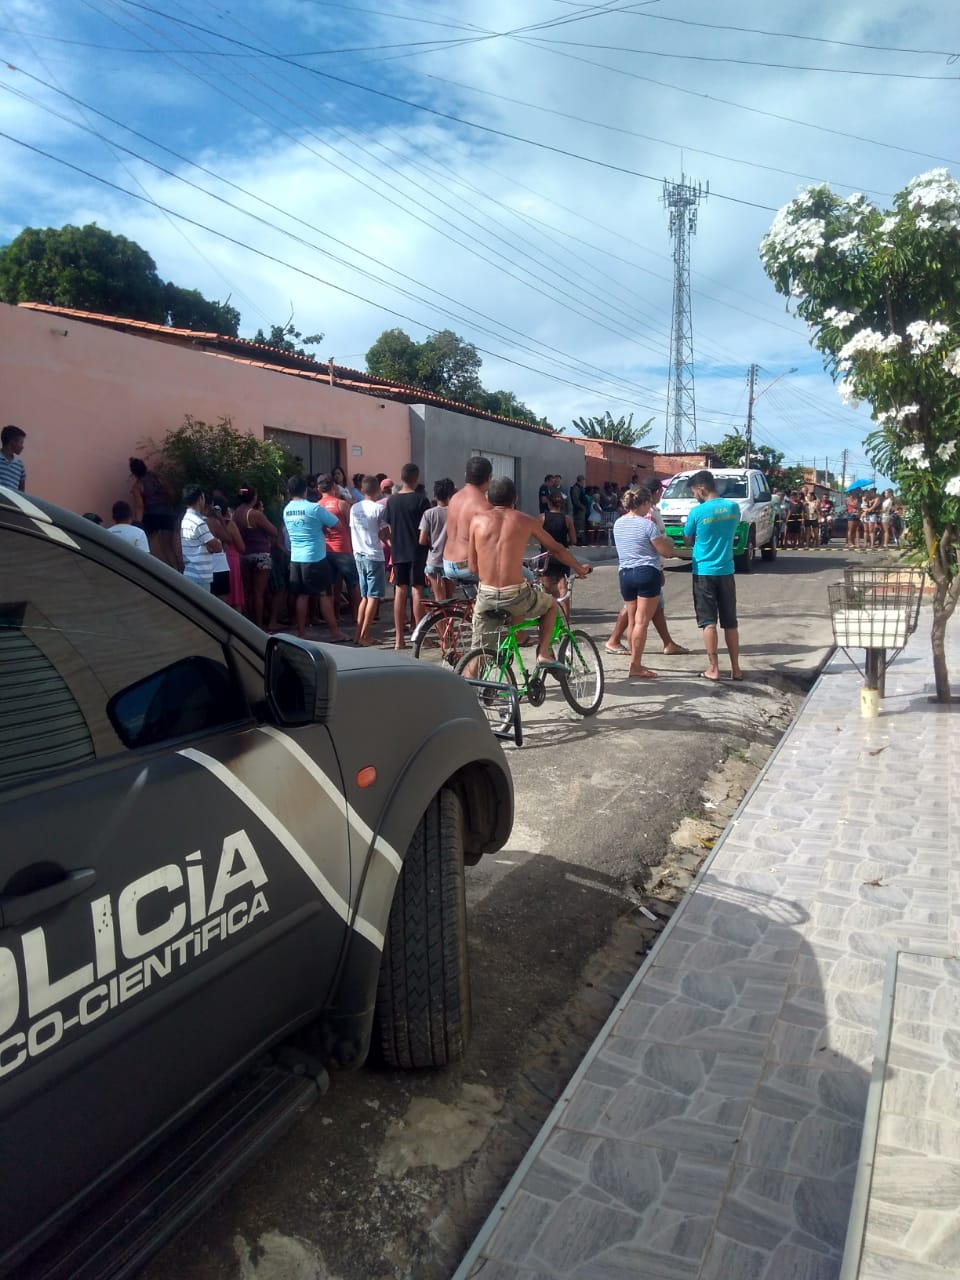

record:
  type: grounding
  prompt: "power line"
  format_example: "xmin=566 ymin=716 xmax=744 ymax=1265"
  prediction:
xmin=90 ymin=4 xmax=695 ymax=376
xmin=104 ymin=0 xmax=957 ymax=177
xmin=69 ymin=3 xmax=682 ymax=366
xmin=418 ymin=72 xmax=891 ymax=196
xmin=0 ymin=127 xmax=683 ymax=414
xmin=544 ymin=3 xmax=960 ymax=59
xmin=510 ymin=38 xmax=960 ymax=168
xmin=109 ymin=0 xmax=779 ymax=212
xmin=90 ymin=0 xmax=807 ymax=349
xmin=13 ymin=17 xmax=895 ymax=197
xmin=1 ymin=79 xmax=677 ymax=407
xmin=84 ymin=0 xmax=750 ymax=377
xmin=528 ymin=35 xmax=960 ymax=80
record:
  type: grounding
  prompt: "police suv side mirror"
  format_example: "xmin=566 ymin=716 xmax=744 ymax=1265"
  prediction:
xmin=264 ymin=635 xmax=337 ymax=727
xmin=755 ymin=491 xmax=772 ymax=503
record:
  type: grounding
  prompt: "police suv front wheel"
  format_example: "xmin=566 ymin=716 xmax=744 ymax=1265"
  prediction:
xmin=374 ymin=788 xmax=471 ymax=1069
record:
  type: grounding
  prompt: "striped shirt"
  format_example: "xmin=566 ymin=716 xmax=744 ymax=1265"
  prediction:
xmin=0 ymin=454 xmax=25 ymax=491
xmin=180 ymin=508 xmax=215 ymax=587
xmin=613 ymin=513 xmax=663 ymax=570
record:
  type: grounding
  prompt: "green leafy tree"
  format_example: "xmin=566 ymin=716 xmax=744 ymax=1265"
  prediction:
xmin=366 ymin=327 xmax=483 ymax=400
xmin=416 ymin=329 xmax=483 ymax=400
xmin=164 ymin=284 xmax=240 ymax=336
xmin=0 ymin=223 xmax=242 ymax=334
xmin=467 ymin=387 xmax=541 ymax=425
xmin=571 ymin=411 xmax=654 ymax=446
xmin=365 ymin=327 xmax=421 ymax=385
xmin=144 ymin=415 xmax=301 ymax=510
xmin=365 ymin=327 xmax=545 ymax=424
xmin=0 ymin=223 xmax=166 ymax=321
xmin=252 ymin=319 xmax=324 ymax=358
xmin=760 ymin=169 xmax=960 ymax=702
xmin=701 ymin=431 xmax=806 ymax=489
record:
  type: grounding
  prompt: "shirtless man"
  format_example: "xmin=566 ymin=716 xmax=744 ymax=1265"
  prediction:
xmin=443 ymin=455 xmax=493 ymax=586
xmin=467 ymin=476 xmax=590 ymax=667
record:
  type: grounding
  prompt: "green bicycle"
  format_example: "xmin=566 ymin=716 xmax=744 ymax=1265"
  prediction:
xmin=455 ymin=610 xmax=605 ymax=718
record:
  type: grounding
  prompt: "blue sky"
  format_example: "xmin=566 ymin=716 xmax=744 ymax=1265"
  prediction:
xmin=2 ymin=0 xmax=957 ymax=482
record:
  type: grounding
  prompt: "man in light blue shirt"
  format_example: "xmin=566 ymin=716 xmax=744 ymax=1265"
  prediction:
xmin=282 ymin=474 xmax=349 ymax=642
xmin=683 ymin=470 xmax=743 ymax=682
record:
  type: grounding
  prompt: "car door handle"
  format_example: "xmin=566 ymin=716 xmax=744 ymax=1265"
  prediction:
xmin=0 ymin=868 xmax=97 ymax=928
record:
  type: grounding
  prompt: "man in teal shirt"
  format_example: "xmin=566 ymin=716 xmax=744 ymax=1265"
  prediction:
xmin=283 ymin=474 xmax=349 ymax=642
xmin=683 ymin=471 xmax=743 ymax=681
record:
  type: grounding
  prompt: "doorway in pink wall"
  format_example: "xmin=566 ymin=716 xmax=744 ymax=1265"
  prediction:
xmin=265 ymin=427 xmax=343 ymax=477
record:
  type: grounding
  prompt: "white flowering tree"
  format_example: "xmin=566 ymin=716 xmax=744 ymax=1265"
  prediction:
xmin=760 ymin=169 xmax=960 ymax=703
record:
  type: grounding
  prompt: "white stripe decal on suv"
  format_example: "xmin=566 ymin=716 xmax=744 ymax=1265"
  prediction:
xmin=179 ymin=746 xmax=384 ymax=950
xmin=257 ymin=726 xmax=403 ymax=874
xmin=0 ymin=489 xmax=80 ymax=548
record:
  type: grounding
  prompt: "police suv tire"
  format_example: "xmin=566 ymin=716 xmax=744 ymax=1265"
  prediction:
xmin=375 ymin=788 xmax=471 ymax=1069
xmin=760 ymin=531 xmax=778 ymax=562
xmin=734 ymin=530 xmax=756 ymax=574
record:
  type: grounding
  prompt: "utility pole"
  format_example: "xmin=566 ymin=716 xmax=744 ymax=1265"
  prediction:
xmin=744 ymin=362 xmax=757 ymax=469
xmin=840 ymin=448 xmax=848 ymax=492
xmin=745 ymin=364 xmax=797 ymax=473
xmin=662 ymin=173 xmax=708 ymax=454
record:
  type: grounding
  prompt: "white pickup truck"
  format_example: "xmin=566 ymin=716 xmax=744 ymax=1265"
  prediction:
xmin=659 ymin=468 xmax=779 ymax=572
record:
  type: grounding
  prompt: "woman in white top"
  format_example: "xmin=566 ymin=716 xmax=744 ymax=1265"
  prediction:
xmin=612 ymin=486 xmax=675 ymax=680
xmin=331 ymin=466 xmax=354 ymax=503
xmin=606 ymin=476 xmax=688 ymax=658
xmin=862 ymin=489 xmax=881 ymax=549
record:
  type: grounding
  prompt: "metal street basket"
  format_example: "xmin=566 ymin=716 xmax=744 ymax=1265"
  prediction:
xmin=829 ymin=567 xmax=926 ymax=709
xmin=829 ymin=566 xmax=925 ymax=647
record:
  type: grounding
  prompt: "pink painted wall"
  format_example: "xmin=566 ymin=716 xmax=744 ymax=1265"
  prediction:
xmin=0 ymin=304 xmax=410 ymax=519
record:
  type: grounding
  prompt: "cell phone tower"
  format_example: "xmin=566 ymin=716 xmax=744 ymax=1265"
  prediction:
xmin=662 ymin=173 xmax=708 ymax=453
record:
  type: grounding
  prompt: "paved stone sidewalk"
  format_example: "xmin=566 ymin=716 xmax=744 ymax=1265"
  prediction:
xmin=454 ymin=619 xmax=959 ymax=1280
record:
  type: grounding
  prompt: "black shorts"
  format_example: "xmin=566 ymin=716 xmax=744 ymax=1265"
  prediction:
xmin=142 ymin=511 xmax=176 ymax=535
xmin=289 ymin=559 xmax=333 ymax=596
xmin=393 ymin=549 xmax=428 ymax=588
xmin=211 ymin=570 xmax=231 ymax=598
xmin=692 ymin=574 xmax=738 ymax=630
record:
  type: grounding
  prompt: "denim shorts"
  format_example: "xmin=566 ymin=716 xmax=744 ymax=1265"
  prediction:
xmin=619 ymin=564 xmax=661 ymax=601
xmin=355 ymin=554 xmax=386 ymax=599
xmin=443 ymin=559 xmax=478 ymax=585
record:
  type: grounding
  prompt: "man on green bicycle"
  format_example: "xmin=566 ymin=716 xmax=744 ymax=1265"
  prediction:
xmin=468 ymin=477 xmax=591 ymax=669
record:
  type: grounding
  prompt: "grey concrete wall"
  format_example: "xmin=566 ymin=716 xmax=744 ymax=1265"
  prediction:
xmin=409 ymin=405 xmax=586 ymax=515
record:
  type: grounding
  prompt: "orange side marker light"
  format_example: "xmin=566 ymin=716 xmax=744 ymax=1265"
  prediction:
xmin=356 ymin=766 xmax=377 ymax=789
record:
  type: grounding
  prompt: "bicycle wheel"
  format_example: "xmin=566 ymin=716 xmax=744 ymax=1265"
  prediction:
xmin=455 ymin=646 xmax=517 ymax=732
xmin=412 ymin=604 xmax=472 ymax=667
xmin=557 ymin=629 xmax=604 ymax=716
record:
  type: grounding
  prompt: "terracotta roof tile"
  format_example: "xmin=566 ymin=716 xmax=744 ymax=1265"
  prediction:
xmin=18 ymin=302 xmax=556 ymax=435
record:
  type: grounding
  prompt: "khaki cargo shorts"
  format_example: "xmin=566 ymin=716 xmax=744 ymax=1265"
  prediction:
xmin=472 ymin=581 xmax=554 ymax=649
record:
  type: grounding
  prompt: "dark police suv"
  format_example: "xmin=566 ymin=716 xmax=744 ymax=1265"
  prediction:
xmin=0 ymin=490 xmax=513 ymax=1279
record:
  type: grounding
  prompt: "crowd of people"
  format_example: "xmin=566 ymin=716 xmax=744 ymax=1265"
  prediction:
xmin=537 ymin=471 xmax=672 ymax=546
xmin=840 ymin=486 xmax=902 ymax=550
xmin=772 ymin=484 xmax=903 ymax=550
xmin=0 ymin=428 xmax=904 ymax=681
xmin=120 ymin=458 xmax=450 ymax=648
